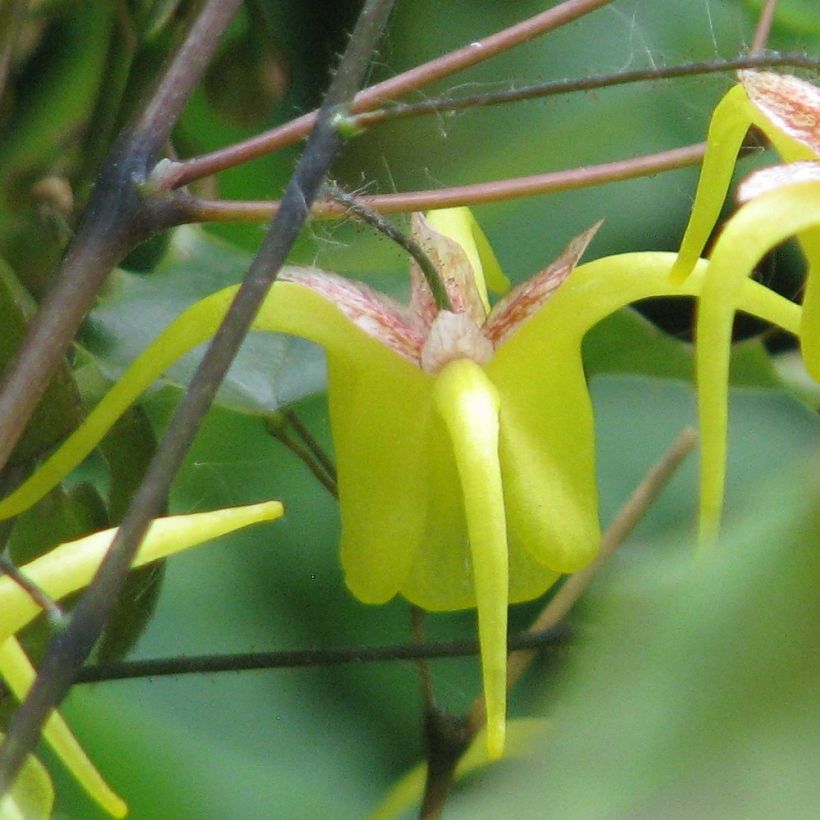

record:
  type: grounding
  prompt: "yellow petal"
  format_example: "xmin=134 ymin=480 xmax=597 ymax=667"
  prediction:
xmin=0 ymin=638 xmax=125 ymax=817
xmin=0 ymin=502 xmax=283 ymax=639
xmin=797 ymin=228 xmax=820 ymax=380
xmin=670 ymin=85 xmax=760 ymax=283
xmin=0 ymin=502 xmax=281 ymax=814
xmin=672 ymin=75 xmax=818 ymax=285
xmin=695 ymin=182 xmax=820 ymax=541
xmin=0 ymin=280 xmax=407 ymax=522
xmin=493 ymin=251 xmax=801 ymax=561
xmin=329 ymin=349 xmax=433 ymax=603
xmin=433 ymin=358 xmax=507 ymax=758
xmin=426 ymin=207 xmax=510 ymax=311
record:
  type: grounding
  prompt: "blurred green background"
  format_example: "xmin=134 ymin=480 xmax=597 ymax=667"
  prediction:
xmin=1 ymin=0 xmax=819 ymax=817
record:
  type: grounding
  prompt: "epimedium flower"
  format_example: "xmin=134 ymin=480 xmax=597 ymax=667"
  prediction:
xmin=0 ymin=209 xmax=802 ymax=758
xmin=668 ymin=71 xmax=820 ymax=539
xmin=0 ymin=501 xmax=283 ymax=816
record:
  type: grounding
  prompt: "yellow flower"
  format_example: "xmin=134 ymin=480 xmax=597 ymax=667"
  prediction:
xmin=668 ymin=71 xmax=820 ymax=539
xmin=0 ymin=501 xmax=283 ymax=815
xmin=0 ymin=209 xmax=801 ymax=758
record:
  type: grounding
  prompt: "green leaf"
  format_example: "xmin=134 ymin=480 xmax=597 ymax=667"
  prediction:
xmin=83 ymin=226 xmax=326 ymax=414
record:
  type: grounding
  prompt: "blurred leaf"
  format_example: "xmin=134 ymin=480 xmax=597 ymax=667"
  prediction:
xmin=0 ymin=733 xmax=54 ymax=820
xmin=204 ymin=9 xmax=288 ymax=130
xmin=100 ymin=404 xmax=158 ymax=523
xmin=83 ymin=226 xmax=327 ymax=414
xmin=0 ymin=6 xmax=113 ymax=182
xmin=94 ymin=563 xmax=165 ymax=665
xmin=446 ymin=456 xmax=820 ymax=818
xmin=7 ymin=478 xmax=103 ymax=567
xmin=119 ymin=231 xmax=172 ymax=273
xmin=584 ymin=308 xmax=693 ymax=380
xmin=774 ymin=349 xmax=820 ymax=409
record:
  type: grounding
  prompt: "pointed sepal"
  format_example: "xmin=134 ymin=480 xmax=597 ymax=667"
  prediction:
xmin=432 ymin=358 xmax=508 ymax=758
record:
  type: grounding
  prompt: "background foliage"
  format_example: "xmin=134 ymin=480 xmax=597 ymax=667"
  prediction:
xmin=1 ymin=0 xmax=818 ymax=817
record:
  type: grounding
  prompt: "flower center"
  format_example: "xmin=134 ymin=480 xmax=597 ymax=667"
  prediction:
xmin=420 ymin=310 xmax=494 ymax=374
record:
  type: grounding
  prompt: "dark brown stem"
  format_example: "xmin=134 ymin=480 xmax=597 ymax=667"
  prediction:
xmin=71 ymin=627 xmax=568 ymax=682
xmin=410 ymin=606 xmax=469 ymax=820
xmin=264 ymin=415 xmax=338 ymax=498
xmin=411 ymin=606 xmax=435 ymax=710
xmin=176 ymin=142 xmax=707 ymax=222
xmin=160 ymin=0 xmax=615 ymax=188
xmin=282 ymin=410 xmax=337 ymax=483
xmin=419 ymin=708 xmax=471 ymax=820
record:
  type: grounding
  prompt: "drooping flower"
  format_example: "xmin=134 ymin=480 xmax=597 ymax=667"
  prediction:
xmin=0 ymin=209 xmax=801 ymax=757
xmin=0 ymin=501 xmax=283 ymax=815
xmin=668 ymin=71 xmax=820 ymax=539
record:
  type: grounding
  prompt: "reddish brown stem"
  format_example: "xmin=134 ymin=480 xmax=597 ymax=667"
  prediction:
xmin=750 ymin=0 xmax=779 ymax=55
xmin=177 ymin=142 xmax=706 ymax=223
xmin=159 ymin=0 xmax=615 ymax=188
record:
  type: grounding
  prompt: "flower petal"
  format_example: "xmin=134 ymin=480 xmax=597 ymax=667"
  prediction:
xmin=282 ymin=267 xmax=423 ymax=362
xmin=799 ymin=228 xmax=820 ymax=379
xmin=0 ymin=502 xmax=283 ymax=639
xmin=432 ymin=358 xmax=508 ymax=758
xmin=741 ymin=71 xmax=820 ymax=156
xmin=0 ymin=729 xmax=54 ymax=820
xmin=737 ymin=160 xmax=820 ymax=202
xmin=328 ymin=348 xmax=433 ymax=604
xmin=0 ymin=279 xmax=418 ymax=521
xmin=0 ymin=501 xmax=281 ymax=817
xmin=669 ymin=85 xmax=762 ymax=283
xmin=411 ymin=213 xmax=488 ymax=325
xmin=484 ymin=222 xmax=601 ymax=347
xmin=426 ymin=207 xmax=510 ymax=306
xmin=397 ymin=416 xmax=557 ymax=611
xmin=0 ymin=638 xmax=126 ymax=817
xmin=0 ymin=273 xmax=439 ymax=607
xmin=672 ymin=74 xmax=819 ymax=285
xmin=491 ymin=251 xmax=802 ymax=561
xmin=694 ymin=182 xmax=820 ymax=541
